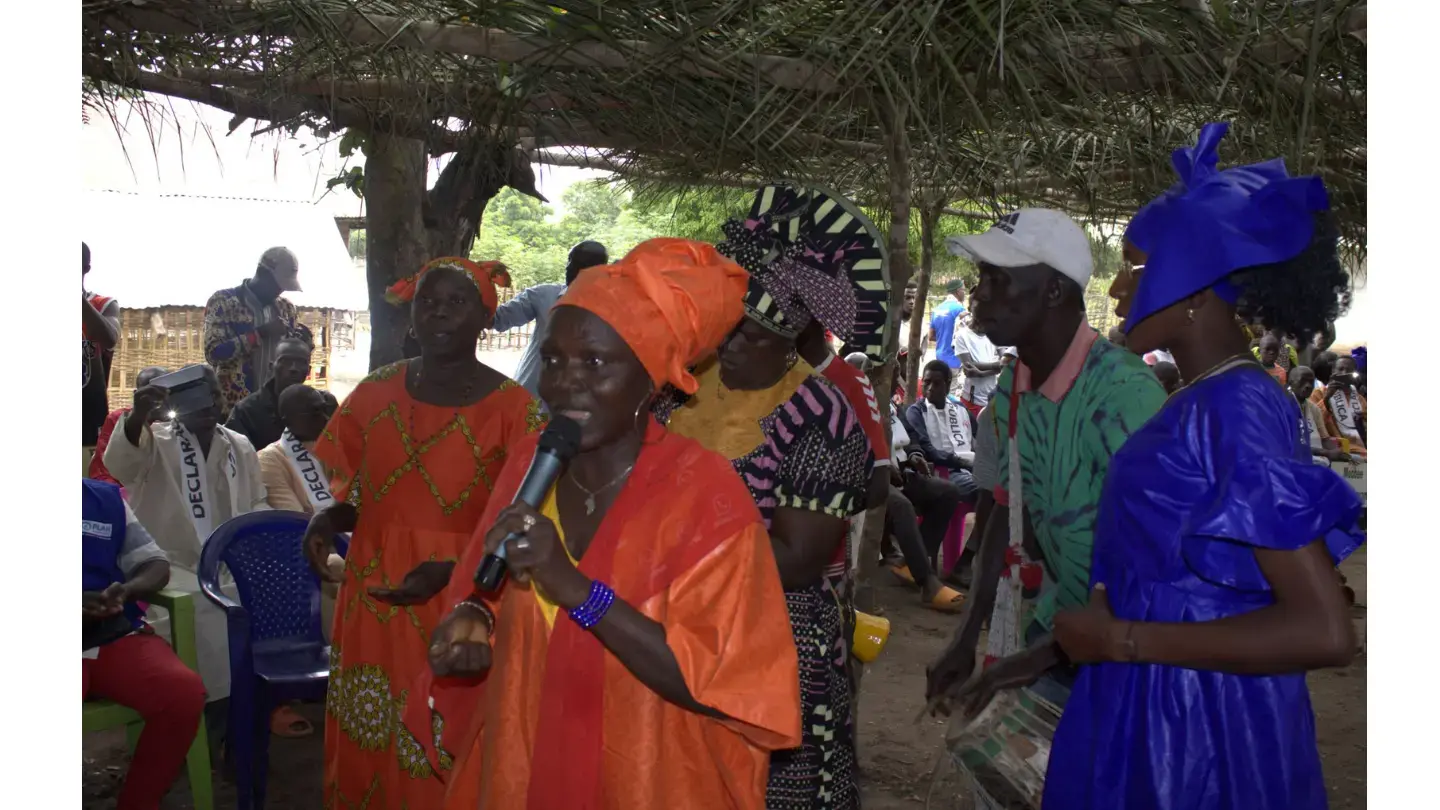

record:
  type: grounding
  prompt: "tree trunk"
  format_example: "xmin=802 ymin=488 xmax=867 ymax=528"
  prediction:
xmin=363 ymin=133 xmax=428 ymax=371
xmin=423 ymin=140 xmax=544 ymax=259
xmin=854 ymin=99 xmax=913 ymax=615
xmin=905 ymin=203 xmax=941 ymax=403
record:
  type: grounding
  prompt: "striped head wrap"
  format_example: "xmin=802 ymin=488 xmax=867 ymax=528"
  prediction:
xmin=717 ymin=183 xmax=892 ymax=363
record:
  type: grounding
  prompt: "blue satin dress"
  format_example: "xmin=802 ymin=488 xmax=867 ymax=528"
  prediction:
xmin=1042 ymin=366 xmax=1363 ymax=810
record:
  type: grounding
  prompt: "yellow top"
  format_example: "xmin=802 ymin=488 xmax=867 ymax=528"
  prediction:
xmin=665 ymin=356 xmax=816 ymax=460
xmin=533 ymin=485 xmax=577 ymax=629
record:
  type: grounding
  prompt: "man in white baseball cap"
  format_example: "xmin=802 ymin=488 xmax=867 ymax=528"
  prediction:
xmin=946 ymin=208 xmax=1095 ymax=290
xmin=927 ymin=208 xmax=1167 ymax=719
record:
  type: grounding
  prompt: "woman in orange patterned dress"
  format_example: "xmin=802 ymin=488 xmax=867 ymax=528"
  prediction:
xmin=302 ymin=258 xmax=545 ymax=809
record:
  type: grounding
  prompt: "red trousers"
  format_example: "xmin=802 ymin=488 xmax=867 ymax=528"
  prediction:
xmin=84 ymin=631 xmax=207 ymax=810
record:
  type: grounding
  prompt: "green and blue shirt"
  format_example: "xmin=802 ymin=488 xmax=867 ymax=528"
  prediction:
xmin=993 ymin=323 xmax=1166 ymax=631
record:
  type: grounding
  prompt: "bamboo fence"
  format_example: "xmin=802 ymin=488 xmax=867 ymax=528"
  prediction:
xmin=105 ymin=306 xmax=358 ymax=406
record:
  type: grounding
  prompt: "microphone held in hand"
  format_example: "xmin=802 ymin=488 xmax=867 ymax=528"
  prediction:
xmin=473 ymin=416 xmax=583 ymax=591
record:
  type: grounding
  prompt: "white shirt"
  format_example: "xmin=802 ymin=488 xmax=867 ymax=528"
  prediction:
xmin=952 ymin=325 xmax=1003 ymax=407
xmin=104 ymin=421 xmax=270 ymax=572
xmin=890 ymin=411 xmax=912 ymax=466
xmin=103 ymin=420 xmax=269 ymax=701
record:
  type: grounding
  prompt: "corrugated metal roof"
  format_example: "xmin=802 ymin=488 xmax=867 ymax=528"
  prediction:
xmin=82 ymin=190 xmax=367 ymax=310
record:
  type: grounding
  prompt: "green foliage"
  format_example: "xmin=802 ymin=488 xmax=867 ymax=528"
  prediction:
xmin=469 ymin=182 xmax=749 ymax=288
xmin=358 ymin=179 xmax=1130 ymax=302
xmin=327 ymin=165 xmax=365 ymax=197
xmin=628 ymin=187 xmax=753 ymax=243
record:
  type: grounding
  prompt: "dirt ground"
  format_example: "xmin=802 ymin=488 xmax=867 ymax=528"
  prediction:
xmin=82 ymin=549 xmax=1367 ymax=809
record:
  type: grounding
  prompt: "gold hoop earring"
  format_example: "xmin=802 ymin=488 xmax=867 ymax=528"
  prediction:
xmin=633 ymin=389 xmax=654 ymax=427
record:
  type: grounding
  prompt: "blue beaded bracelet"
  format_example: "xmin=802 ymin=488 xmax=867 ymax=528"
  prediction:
xmin=568 ymin=580 xmax=616 ymax=631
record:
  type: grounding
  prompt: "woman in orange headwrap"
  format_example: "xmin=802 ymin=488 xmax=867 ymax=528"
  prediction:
xmin=301 ymin=257 xmax=546 ymax=809
xmin=401 ymin=238 xmax=802 ymax=810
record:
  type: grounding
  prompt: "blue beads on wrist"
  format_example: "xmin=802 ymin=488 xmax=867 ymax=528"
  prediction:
xmin=568 ymin=580 xmax=615 ymax=631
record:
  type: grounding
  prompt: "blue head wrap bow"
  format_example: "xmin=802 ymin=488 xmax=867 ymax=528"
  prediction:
xmin=1123 ymin=122 xmax=1332 ymax=332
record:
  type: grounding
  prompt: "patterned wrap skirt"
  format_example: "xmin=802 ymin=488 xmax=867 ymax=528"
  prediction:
xmin=766 ymin=579 xmax=859 ymax=809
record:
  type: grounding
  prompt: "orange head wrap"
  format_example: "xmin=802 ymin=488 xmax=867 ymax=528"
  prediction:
xmin=556 ymin=238 xmax=749 ymax=395
xmin=384 ymin=257 xmax=512 ymax=315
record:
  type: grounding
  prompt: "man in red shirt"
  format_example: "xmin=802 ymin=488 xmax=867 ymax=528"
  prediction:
xmin=88 ymin=366 xmax=168 ymax=484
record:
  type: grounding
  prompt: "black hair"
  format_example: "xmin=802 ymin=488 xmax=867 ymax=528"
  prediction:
xmin=278 ymin=335 xmax=315 ymax=352
xmin=82 ymin=242 xmax=91 ymax=270
xmin=922 ymin=358 xmax=953 ymax=382
xmin=1231 ymin=212 xmax=1350 ymax=346
xmin=1311 ymin=351 xmax=1338 ymax=384
xmin=566 ymin=241 xmax=608 ymax=285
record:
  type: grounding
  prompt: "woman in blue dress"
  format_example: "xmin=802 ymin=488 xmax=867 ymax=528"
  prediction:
xmin=1043 ymin=122 xmax=1363 ymax=810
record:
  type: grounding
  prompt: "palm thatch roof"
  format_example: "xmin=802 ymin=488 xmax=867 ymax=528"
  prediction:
xmin=84 ymin=0 xmax=1367 ymax=242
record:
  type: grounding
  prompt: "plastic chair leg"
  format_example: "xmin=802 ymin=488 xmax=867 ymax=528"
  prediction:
xmin=185 ymin=714 xmax=215 ymax=810
xmin=229 ymin=684 xmax=256 ymax=810
xmin=253 ymin=700 xmax=273 ymax=809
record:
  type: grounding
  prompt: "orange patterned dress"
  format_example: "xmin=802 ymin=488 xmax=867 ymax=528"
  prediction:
xmin=314 ymin=360 xmax=545 ymax=810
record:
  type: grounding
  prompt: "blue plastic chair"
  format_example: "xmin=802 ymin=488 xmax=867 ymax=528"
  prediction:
xmin=197 ymin=511 xmax=347 ymax=810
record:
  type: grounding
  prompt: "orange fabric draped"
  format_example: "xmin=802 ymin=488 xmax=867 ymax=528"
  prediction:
xmin=559 ymin=238 xmax=749 ymax=394
xmin=385 ymin=257 xmax=512 ymax=314
xmin=405 ymin=421 xmax=801 ymax=810
xmin=313 ymin=360 xmax=544 ymax=810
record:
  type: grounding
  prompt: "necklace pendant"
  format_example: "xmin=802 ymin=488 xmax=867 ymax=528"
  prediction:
xmin=584 ymin=494 xmax=597 ymax=515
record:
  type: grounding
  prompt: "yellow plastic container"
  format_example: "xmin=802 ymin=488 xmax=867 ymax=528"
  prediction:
xmin=852 ymin=611 xmax=891 ymax=663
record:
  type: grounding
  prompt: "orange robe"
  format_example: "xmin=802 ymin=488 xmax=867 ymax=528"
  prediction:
xmin=407 ymin=422 xmax=801 ymax=810
xmin=314 ymin=361 xmax=544 ymax=809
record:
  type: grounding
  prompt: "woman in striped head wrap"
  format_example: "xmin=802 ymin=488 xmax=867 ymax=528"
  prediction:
xmin=660 ymin=182 xmax=889 ymax=810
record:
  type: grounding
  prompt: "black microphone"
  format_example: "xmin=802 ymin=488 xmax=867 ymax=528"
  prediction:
xmin=473 ymin=415 xmax=583 ymax=592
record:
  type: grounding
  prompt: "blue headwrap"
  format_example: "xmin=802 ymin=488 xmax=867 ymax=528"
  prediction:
xmin=1123 ymin=122 xmax=1332 ymax=332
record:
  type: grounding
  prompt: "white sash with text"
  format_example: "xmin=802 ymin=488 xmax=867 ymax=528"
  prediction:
xmin=172 ymin=422 xmax=234 ymax=543
xmin=280 ymin=429 xmax=334 ymax=512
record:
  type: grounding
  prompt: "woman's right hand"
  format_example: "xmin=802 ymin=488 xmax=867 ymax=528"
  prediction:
xmin=428 ymin=605 xmax=493 ymax=678
xmin=304 ymin=504 xmax=356 ymax=583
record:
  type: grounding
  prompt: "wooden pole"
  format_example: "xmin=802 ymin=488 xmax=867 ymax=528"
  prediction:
xmin=905 ymin=202 xmax=940 ymax=403
xmin=854 ymin=98 xmax=913 ymax=614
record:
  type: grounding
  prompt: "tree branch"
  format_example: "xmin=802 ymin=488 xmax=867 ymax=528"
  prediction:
xmin=82 ymin=57 xmax=466 ymax=152
xmin=107 ymin=0 xmax=842 ymax=93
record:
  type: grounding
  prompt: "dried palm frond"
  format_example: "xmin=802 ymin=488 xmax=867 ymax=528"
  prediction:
xmin=83 ymin=0 xmax=1366 ymax=248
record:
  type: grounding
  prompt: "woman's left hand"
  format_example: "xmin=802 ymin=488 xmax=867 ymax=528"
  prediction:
xmin=484 ymin=504 xmax=590 ymax=607
xmin=1053 ymin=583 xmax=1127 ymax=664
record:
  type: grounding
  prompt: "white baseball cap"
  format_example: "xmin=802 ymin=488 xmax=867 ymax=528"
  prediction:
xmin=945 ymin=209 xmax=1093 ymax=288
xmin=259 ymin=246 xmax=303 ymax=292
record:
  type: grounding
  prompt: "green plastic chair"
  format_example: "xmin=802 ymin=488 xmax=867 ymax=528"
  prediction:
xmin=83 ymin=588 xmax=215 ymax=810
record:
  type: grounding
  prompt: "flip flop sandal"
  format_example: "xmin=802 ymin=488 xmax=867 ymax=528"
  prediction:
xmin=925 ymin=586 xmax=966 ymax=614
xmin=888 ymin=564 xmax=917 ymax=585
xmin=270 ymin=705 xmax=314 ymax=738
